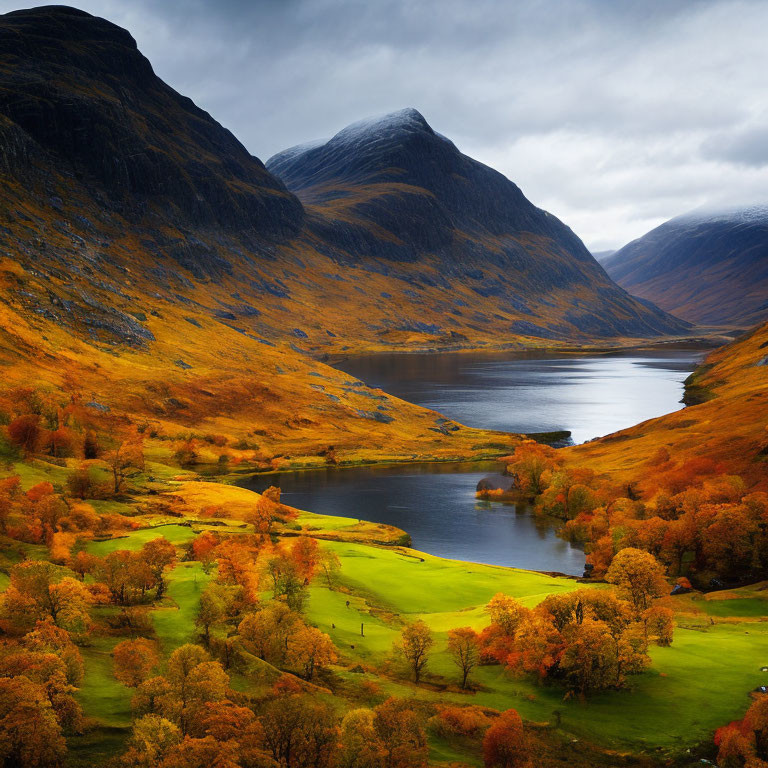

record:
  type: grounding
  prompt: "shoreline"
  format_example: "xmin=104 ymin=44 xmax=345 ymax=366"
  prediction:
xmin=321 ymin=333 xmax=726 ymax=365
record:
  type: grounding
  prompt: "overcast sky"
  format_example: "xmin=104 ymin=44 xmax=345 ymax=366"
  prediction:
xmin=3 ymin=0 xmax=767 ymax=250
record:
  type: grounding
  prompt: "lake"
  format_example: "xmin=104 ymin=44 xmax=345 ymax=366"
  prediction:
xmin=240 ymin=348 xmax=705 ymax=574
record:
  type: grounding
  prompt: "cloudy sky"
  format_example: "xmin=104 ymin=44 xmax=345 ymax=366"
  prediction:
xmin=3 ymin=0 xmax=767 ymax=250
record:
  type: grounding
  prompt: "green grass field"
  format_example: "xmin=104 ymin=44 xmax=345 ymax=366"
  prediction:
xmin=86 ymin=524 xmax=197 ymax=556
xmin=152 ymin=561 xmax=212 ymax=651
xmin=65 ymin=517 xmax=768 ymax=758
xmin=300 ymin=540 xmax=767 ymax=756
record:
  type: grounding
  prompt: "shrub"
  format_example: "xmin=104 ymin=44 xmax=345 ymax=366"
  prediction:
xmin=432 ymin=706 xmax=491 ymax=738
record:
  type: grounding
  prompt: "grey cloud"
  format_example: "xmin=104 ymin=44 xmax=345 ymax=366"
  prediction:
xmin=702 ymin=126 xmax=768 ymax=168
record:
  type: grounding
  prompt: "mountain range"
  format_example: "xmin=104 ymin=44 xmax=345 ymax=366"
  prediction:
xmin=0 ymin=5 xmax=688 ymax=357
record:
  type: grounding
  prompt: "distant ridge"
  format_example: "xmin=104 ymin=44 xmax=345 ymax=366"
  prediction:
xmin=602 ymin=204 xmax=768 ymax=327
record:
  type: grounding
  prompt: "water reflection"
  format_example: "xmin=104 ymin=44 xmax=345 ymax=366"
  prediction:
xmin=240 ymin=462 xmax=586 ymax=574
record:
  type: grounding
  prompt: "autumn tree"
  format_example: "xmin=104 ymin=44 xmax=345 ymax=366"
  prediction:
xmin=505 ymin=441 xmax=561 ymax=498
xmin=397 ymin=620 xmax=434 ymax=684
xmin=95 ymin=550 xmax=153 ymax=605
xmin=23 ymin=620 xmax=84 ymax=686
xmin=191 ymin=531 xmax=219 ymax=574
xmin=268 ymin=550 xmax=308 ymax=612
xmin=447 ymin=626 xmax=480 ymax=689
xmin=122 ymin=714 xmax=181 ymax=768
xmin=744 ymin=693 xmax=768 ymax=761
xmin=605 ymin=548 xmax=668 ymax=612
xmin=481 ymin=593 xmax=532 ymax=667
xmin=214 ymin=538 xmax=261 ymax=605
xmin=483 ymin=709 xmax=528 ymax=768
xmin=113 ymin=638 xmax=160 ymax=687
xmin=260 ymin=695 xmax=339 ymax=768
xmin=7 ymin=414 xmax=41 ymax=454
xmin=0 ymin=675 xmax=67 ymax=767
xmin=559 ymin=618 xmax=621 ymax=696
xmin=504 ymin=612 xmax=561 ymax=679
xmin=287 ymin=625 xmax=337 ymax=680
xmin=318 ymin=548 xmax=342 ymax=589
xmin=195 ymin=583 xmax=236 ymax=647
xmin=104 ymin=428 xmax=144 ymax=495
xmin=131 ymin=676 xmax=172 ymax=719
xmin=291 ymin=537 xmax=320 ymax=583
xmin=160 ymin=644 xmax=230 ymax=734
xmin=70 ymin=550 xmax=98 ymax=581
xmin=373 ymin=697 xmax=429 ymax=768
xmin=339 ymin=709 xmax=384 ymax=768
xmin=141 ymin=537 xmax=177 ymax=598
xmin=237 ymin=602 xmax=303 ymax=666
xmin=1 ymin=560 xmax=92 ymax=634
xmin=643 ymin=605 xmax=675 ymax=646
xmin=487 ymin=593 xmax=530 ymax=636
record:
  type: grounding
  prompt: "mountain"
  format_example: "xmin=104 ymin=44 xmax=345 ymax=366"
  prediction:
xmin=267 ymin=108 xmax=689 ymax=340
xmin=0 ymin=6 xmax=689 ymax=363
xmin=602 ymin=205 xmax=768 ymax=327
xmin=0 ymin=6 xmax=692 ymax=466
xmin=592 ymin=250 xmax=616 ymax=263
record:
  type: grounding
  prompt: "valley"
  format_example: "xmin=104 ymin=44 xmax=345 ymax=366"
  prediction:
xmin=0 ymin=6 xmax=766 ymax=768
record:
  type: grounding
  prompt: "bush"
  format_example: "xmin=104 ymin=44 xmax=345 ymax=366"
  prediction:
xmin=174 ymin=440 xmax=199 ymax=465
xmin=7 ymin=414 xmax=41 ymax=453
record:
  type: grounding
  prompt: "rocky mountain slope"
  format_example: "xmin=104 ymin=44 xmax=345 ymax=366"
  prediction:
xmin=602 ymin=205 xmax=768 ymax=327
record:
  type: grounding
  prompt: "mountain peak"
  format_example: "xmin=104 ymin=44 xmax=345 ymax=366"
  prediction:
xmin=603 ymin=202 xmax=768 ymax=326
xmin=332 ymin=107 xmax=434 ymax=141
xmin=2 ymin=5 xmax=139 ymax=51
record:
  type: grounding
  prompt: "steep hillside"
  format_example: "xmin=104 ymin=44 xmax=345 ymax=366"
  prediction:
xmin=603 ymin=205 xmax=768 ymax=327
xmin=0 ymin=6 xmax=693 ymax=465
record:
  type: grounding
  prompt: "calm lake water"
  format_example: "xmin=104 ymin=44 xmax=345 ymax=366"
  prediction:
xmin=334 ymin=348 xmax=705 ymax=445
xmin=240 ymin=348 xmax=704 ymax=574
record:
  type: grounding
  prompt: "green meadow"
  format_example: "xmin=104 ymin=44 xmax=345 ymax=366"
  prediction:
xmin=301 ymin=540 xmax=768 ymax=756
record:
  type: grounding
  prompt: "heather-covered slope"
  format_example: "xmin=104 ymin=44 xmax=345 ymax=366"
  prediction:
xmin=0 ymin=5 xmax=694 ymax=465
xmin=603 ymin=205 xmax=768 ymax=328
xmin=0 ymin=6 xmax=690 ymax=363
